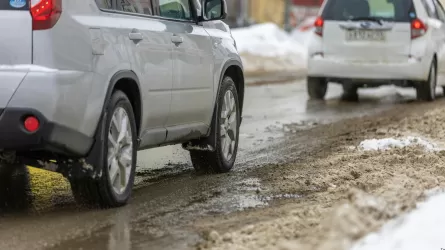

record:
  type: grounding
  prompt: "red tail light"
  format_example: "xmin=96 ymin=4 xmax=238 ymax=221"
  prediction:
xmin=30 ymin=0 xmax=62 ymax=31
xmin=411 ymin=18 xmax=427 ymax=39
xmin=24 ymin=116 xmax=40 ymax=132
xmin=314 ymin=16 xmax=324 ymax=36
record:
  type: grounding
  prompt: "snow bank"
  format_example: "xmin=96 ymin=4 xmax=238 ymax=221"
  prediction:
xmin=351 ymin=192 xmax=445 ymax=250
xmin=232 ymin=23 xmax=306 ymax=60
xmin=231 ymin=23 xmax=307 ymax=77
xmin=358 ymin=136 xmax=441 ymax=152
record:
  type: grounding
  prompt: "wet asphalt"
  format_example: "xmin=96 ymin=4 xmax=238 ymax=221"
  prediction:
xmin=0 ymin=81 xmax=428 ymax=250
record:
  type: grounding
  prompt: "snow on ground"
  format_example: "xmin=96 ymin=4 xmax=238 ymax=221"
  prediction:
xmin=231 ymin=22 xmax=306 ymax=61
xmin=351 ymin=191 xmax=445 ymax=250
xmin=358 ymin=136 xmax=442 ymax=152
xmin=231 ymin=23 xmax=307 ymax=76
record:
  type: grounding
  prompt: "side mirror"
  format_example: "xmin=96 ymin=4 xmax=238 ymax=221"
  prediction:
xmin=200 ymin=0 xmax=227 ymax=21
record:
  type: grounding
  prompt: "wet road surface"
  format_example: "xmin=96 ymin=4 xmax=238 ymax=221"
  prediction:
xmin=0 ymin=81 xmax=436 ymax=250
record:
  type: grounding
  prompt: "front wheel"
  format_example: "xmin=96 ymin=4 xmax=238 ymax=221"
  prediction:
xmin=70 ymin=90 xmax=138 ymax=208
xmin=190 ymin=76 xmax=240 ymax=174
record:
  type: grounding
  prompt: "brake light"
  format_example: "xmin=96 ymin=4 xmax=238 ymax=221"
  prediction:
xmin=314 ymin=16 xmax=324 ymax=36
xmin=29 ymin=0 xmax=62 ymax=31
xmin=411 ymin=18 xmax=427 ymax=39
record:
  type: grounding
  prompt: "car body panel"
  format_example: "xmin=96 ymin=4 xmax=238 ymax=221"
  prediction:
xmin=165 ymin=20 xmax=214 ymax=128
xmin=202 ymin=20 xmax=242 ymax=112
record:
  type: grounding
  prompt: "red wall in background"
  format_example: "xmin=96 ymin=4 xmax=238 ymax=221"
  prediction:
xmin=292 ymin=0 xmax=324 ymax=7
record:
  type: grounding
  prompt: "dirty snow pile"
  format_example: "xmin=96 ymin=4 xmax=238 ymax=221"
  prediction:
xmin=358 ymin=136 xmax=442 ymax=152
xmin=351 ymin=191 xmax=445 ymax=250
xmin=231 ymin=23 xmax=307 ymax=76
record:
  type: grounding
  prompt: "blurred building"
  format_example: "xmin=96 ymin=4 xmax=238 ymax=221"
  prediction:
xmin=225 ymin=0 xmax=250 ymax=27
xmin=225 ymin=0 xmax=286 ymax=28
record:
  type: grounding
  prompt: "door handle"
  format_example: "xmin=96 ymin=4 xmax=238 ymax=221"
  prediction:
xmin=129 ymin=32 xmax=143 ymax=41
xmin=171 ymin=35 xmax=184 ymax=44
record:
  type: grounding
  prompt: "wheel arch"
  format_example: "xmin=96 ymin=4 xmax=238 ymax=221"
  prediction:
xmin=104 ymin=71 xmax=143 ymax=136
xmin=76 ymin=70 xmax=142 ymax=179
xmin=196 ymin=60 xmax=244 ymax=146
xmin=217 ymin=60 xmax=245 ymax=117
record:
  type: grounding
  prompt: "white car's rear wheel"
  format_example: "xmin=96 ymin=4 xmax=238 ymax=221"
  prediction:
xmin=307 ymin=77 xmax=328 ymax=100
xmin=416 ymin=60 xmax=437 ymax=102
xmin=341 ymin=83 xmax=359 ymax=102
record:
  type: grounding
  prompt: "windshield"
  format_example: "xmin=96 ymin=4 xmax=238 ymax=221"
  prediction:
xmin=322 ymin=0 xmax=415 ymax=22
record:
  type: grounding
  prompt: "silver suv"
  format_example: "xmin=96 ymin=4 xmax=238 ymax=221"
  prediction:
xmin=0 ymin=0 xmax=244 ymax=208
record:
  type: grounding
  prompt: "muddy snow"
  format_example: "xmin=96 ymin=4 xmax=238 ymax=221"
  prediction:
xmin=196 ymin=102 xmax=445 ymax=250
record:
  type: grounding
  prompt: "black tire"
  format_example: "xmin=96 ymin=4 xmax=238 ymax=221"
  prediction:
xmin=341 ymin=83 xmax=359 ymax=102
xmin=416 ymin=60 xmax=437 ymax=101
xmin=307 ymin=77 xmax=328 ymax=100
xmin=190 ymin=76 xmax=240 ymax=174
xmin=0 ymin=164 xmax=32 ymax=212
xmin=70 ymin=90 xmax=138 ymax=208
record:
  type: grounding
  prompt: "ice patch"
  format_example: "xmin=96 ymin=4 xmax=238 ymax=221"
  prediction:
xmin=351 ymin=192 xmax=445 ymax=250
xmin=358 ymin=136 xmax=441 ymax=152
xmin=0 ymin=64 xmax=58 ymax=72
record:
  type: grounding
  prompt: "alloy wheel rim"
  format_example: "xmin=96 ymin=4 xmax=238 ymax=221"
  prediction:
xmin=220 ymin=90 xmax=237 ymax=161
xmin=107 ymin=107 xmax=133 ymax=195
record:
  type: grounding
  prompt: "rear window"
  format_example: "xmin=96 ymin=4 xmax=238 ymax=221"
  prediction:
xmin=1 ymin=0 xmax=29 ymax=10
xmin=322 ymin=0 xmax=415 ymax=22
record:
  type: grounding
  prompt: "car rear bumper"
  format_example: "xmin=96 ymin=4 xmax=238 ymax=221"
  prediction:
xmin=307 ymin=56 xmax=429 ymax=81
xmin=0 ymin=107 xmax=93 ymax=157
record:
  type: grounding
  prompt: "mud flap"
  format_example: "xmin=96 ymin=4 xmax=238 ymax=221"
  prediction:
xmin=182 ymin=104 xmax=218 ymax=152
xmin=58 ymin=114 xmax=107 ymax=180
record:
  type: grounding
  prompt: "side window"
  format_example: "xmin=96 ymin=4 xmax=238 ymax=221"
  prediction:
xmin=118 ymin=0 xmax=153 ymax=15
xmin=96 ymin=0 xmax=112 ymax=9
xmin=423 ymin=0 xmax=439 ymax=19
xmin=433 ymin=0 xmax=445 ymax=22
xmin=159 ymin=0 xmax=193 ymax=20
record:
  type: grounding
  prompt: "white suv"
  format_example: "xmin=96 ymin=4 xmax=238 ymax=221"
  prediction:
xmin=0 ymin=0 xmax=244 ymax=209
xmin=307 ymin=0 xmax=445 ymax=101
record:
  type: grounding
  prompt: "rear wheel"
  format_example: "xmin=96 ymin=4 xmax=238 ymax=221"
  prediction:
xmin=341 ymin=83 xmax=359 ymax=102
xmin=190 ymin=76 xmax=240 ymax=174
xmin=0 ymin=164 xmax=32 ymax=212
xmin=70 ymin=90 xmax=137 ymax=208
xmin=416 ymin=60 xmax=437 ymax=101
xmin=307 ymin=77 xmax=328 ymax=100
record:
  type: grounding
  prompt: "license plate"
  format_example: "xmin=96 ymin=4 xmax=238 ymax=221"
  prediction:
xmin=345 ymin=30 xmax=385 ymax=41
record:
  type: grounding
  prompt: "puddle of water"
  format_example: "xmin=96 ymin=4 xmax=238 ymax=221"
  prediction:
xmin=195 ymin=178 xmax=303 ymax=213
